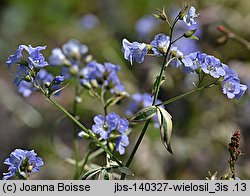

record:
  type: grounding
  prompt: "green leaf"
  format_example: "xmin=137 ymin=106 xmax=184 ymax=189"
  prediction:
xmin=118 ymin=166 xmax=134 ymax=176
xmin=157 ymin=107 xmax=173 ymax=154
xmin=81 ymin=167 xmax=102 ymax=180
xmin=98 ymin=169 xmax=113 ymax=180
xmin=130 ymin=106 xmax=157 ymax=123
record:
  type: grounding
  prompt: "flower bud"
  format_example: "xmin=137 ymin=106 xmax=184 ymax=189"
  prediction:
xmin=84 ymin=55 xmax=93 ymax=63
xmin=75 ymin=96 xmax=82 ymax=103
xmin=90 ymin=79 xmax=99 ymax=88
xmin=24 ymin=75 xmax=32 ymax=82
xmin=45 ymin=82 xmax=51 ymax=88
xmin=119 ymin=91 xmax=129 ymax=97
xmin=179 ymin=5 xmax=189 ymax=20
xmin=184 ymin=29 xmax=197 ymax=38
xmin=108 ymin=142 xmax=115 ymax=151
xmin=146 ymin=44 xmax=153 ymax=51
xmin=154 ymin=8 xmax=168 ymax=21
xmin=78 ymin=131 xmax=90 ymax=139
xmin=216 ymin=25 xmax=226 ymax=32
xmin=69 ymin=66 xmax=79 ymax=75
xmin=53 ymin=75 xmax=64 ymax=84
xmin=82 ymin=81 xmax=92 ymax=89
xmin=27 ymin=165 xmax=33 ymax=173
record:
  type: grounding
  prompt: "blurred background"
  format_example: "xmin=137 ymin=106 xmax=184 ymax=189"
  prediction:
xmin=1 ymin=0 xmax=250 ymax=180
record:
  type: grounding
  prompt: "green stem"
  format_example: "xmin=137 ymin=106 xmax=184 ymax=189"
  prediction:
xmin=79 ymin=149 xmax=94 ymax=179
xmin=101 ymin=86 xmax=108 ymax=116
xmin=120 ymin=120 xmax=151 ymax=180
xmin=171 ymin=35 xmax=185 ymax=45
xmin=120 ymin=80 xmax=217 ymax=180
xmin=47 ymin=97 xmax=123 ymax=167
xmin=156 ymin=81 xmax=218 ymax=107
xmin=121 ymin=16 xmax=180 ymax=180
xmin=72 ymin=81 xmax=80 ymax=179
xmin=79 ymin=148 xmax=105 ymax=179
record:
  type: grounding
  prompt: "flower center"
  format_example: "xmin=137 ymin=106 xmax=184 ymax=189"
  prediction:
xmin=225 ymin=81 xmax=235 ymax=91
xmin=207 ymin=64 xmax=215 ymax=72
xmin=103 ymin=121 xmax=109 ymax=130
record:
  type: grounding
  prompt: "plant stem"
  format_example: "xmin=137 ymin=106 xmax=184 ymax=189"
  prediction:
xmin=72 ymin=81 xmax=80 ymax=179
xmin=79 ymin=149 xmax=94 ymax=179
xmin=120 ymin=120 xmax=151 ymax=180
xmin=120 ymin=15 xmax=180 ymax=180
xmin=47 ymin=97 xmax=123 ymax=167
xmin=171 ymin=35 xmax=185 ymax=45
xmin=156 ymin=80 xmax=218 ymax=107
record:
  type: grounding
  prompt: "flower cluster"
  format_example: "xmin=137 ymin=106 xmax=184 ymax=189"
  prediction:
xmin=6 ymin=45 xmax=64 ymax=97
xmin=7 ymin=45 xmax=48 ymax=69
xmin=181 ymin=52 xmax=247 ymax=99
xmin=91 ymin=112 xmax=129 ymax=155
xmin=122 ymin=6 xmax=247 ymax=100
xmin=49 ymin=39 xmax=89 ymax=78
xmin=126 ymin=93 xmax=163 ymax=128
xmin=80 ymin=61 xmax=125 ymax=94
xmin=50 ymin=39 xmax=127 ymax=97
xmin=3 ymin=149 xmax=43 ymax=180
xmin=122 ymin=6 xmax=198 ymax=65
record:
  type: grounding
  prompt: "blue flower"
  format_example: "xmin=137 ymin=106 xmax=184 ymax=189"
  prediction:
xmin=104 ymin=62 xmax=120 ymax=74
xmin=61 ymin=64 xmax=80 ymax=79
xmin=26 ymin=45 xmax=48 ymax=68
xmin=3 ymin=149 xmax=43 ymax=180
xmin=16 ymin=69 xmax=55 ymax=97
xmin=92 ymin=113 xmax=119 ymax=139
xmin=135 ymin=15 xmax=159 ymax=38
xmin=150 ymin=34 xmax=170 ymax=56
xmin=235 ymin=84 xmax=248 ymax=99
xmin=6 ymin=45 xmax=27 ymax=68
xmin=222 ymin=76 xmax=247 ymax=99
xmin=180 ymin=51 xmax=206 ymax=73
xmin=80 ymin=61 xmax=104 ymax=87
xmin=183 ymin=6 xmax=198 ymax=26
xmin=117 ymin=118 xmax=129 ymax=133
xmin=62 ymin=39 xmax=88 ymax=60
xmin=105 ymin=72 xmax=125 ymax=94
xmin=122 ymin=38 xmax=148 ymax=65
xmin=80 ymin=14 xmax=100 ymax=29
xmin=7 ymin=45 xmax=48 ymax=69
xmin=201 ymin=55 xmax=225 ymax=78
xmin=37 ymin=69 xmax=54 ymax=84
xmin=116 ymin=134 xmax=129 ymax=155
xmin=222 ymin=63 xmax=238 ymax=78
xmin=49 ymin=48 xmax=70 ymax=66
xmin=80 ymin=61 xmax=126 ymax=94
xmin=49 ymin=39 xmax=89 ymax=79
xmin=18 ymin=81 xmax=35 ymax=97
xmin=169 ymin=46 xmax=184 ymax=68
xmin=13 ymin=65 xmax=30 ymax=86
xmin=53 ymin=75 xmax=64 ymax=84
xmin=90 ymin=112 xmax=130 ymax=155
